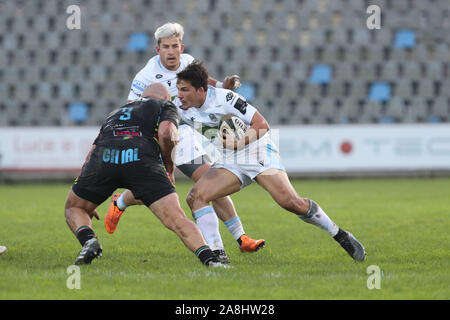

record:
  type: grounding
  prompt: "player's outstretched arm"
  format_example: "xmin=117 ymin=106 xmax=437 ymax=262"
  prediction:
xmin=209 ymin=75 xmax=241 ymax=90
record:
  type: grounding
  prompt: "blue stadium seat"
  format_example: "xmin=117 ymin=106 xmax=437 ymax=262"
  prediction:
xmin=369 ymin=82 xmax=391 ymax=102
xmin=427 ymin=116 xmax=441 ymax=123
xmin=235 ymin=82 xmax=256 ymax=102
xmin=68 ymin=102 xmax=88 ymax=124
xmin=379 ymin=116 xmax=395 ymax=124
xmin=394 ymin=29 xmax=415 ymax=48
xmin=308 ymin=64 xmax=332 ymax=84
xmin=126 ymin=32 xmax=149 ymax=52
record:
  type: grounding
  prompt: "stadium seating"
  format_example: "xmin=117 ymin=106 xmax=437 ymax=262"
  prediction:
xmin=68 ymin=102 xmax=89 ymax=125
xmin=309 ymin=64 xmax=332 ymax=84
xmin=126 ymin=32 xmax=149 ymax=52
xmin=368 ymin=82 xmax=391 ymax=102
xmin=394 ymin=29 xmax=416 ymax=49
xmin=0 ymin=0 xmax=448 ymax=127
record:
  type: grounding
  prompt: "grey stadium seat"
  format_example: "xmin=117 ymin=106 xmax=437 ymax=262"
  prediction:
xmin=381 ymin=61 xmax=400 ymax=82
xmin=424 ymin=61 xmax=443 ymax=80
xmin=401 ymin=61 xmax=422 ymax=80
xmin=327 ymin=81 xmax=345 ymax=98
xmin=434 ymin=43 xmax=449 ymax=62
xmin=441 ymin=80 xmax=450 ymax=97
xmin=293 ymin=98 xmax=315 ymax=124
xmin=394 ymin=79 xmax=413 ymax=98
xmin=5 ymin=101 xmax=23 ymax=126
xmin=283 ymin=81 xmax=301 ymax=101
xmin=316 ymin=98 xmax=338 ymax=123
xmin=358 ymin=62 xmax=378 ymax=81
xmin=339 ymin=97 xmax=362 ymax=123
xmin=416 ymin=79 xmax=435 ymax=99
xmin=345 ymin=45 xmax=362 ymax=63
xmin=405 ymin=96 xmax=429 ymax=122
xmin=413 ymin=44 xmax=431 ymax=62
xmin=303 ymin=83 xmax=322 ymax=99
xmin=390 ymin=48 xmax=409 ymax=62
xmin=321 ymin=44 xmax=340 ymax=63
xmin=385 ymin=96 xmax=406 ymax=122
xmin=334 ymin=62 xmax=354 ymax=81
xmin=430 ymin=97 xmax=449 ymax=121
xmin=361 ymin=100 xmax=384 ymax=123
xmin=365 ymin=45 xmax=385 ymax=63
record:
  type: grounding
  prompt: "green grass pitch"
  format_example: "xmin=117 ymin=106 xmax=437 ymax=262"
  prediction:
xmin=0 ymin=178 xmax=449 ymax=300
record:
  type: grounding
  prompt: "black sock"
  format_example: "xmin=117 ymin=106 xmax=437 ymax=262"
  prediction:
xmin=237 ymin=235 xmax=244 ymax=247
xmin=75 ymin=226 xmax=95 ymax=246
xmin=195 ymin=246 xmax=216 ymax=265
xmin=333 ymin=228 xmax=347 ymax=242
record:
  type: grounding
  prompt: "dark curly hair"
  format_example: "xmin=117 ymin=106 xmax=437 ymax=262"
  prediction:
xmin=176 ymin=59 xmax=209 ymax=91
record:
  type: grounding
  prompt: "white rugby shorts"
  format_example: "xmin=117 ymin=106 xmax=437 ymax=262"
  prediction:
xmin=212 ymin=132 xmax=286 ymax=188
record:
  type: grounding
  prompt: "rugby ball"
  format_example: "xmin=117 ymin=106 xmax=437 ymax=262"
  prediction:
xmin=219 ymin=114 xmax=247 ymax=140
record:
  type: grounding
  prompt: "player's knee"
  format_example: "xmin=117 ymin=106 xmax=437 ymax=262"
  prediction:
xmin=186 ymin=188 xmax=195 ymax=209
xmin=281 ymin=195 xmax=309 ymax=215
xmin=186 ymin=186 xmax=206 ymax=209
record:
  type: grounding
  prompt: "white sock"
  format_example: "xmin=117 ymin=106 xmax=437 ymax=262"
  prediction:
xmin=116 ymin=194 xmax=128 ymax=211
xmin=298 ymin=200 xmax=339 ymax=237
xmin=224 ymin=216 xmax=245 ymax=241
xmin=192 ymin=206 xmax=224 ymax=251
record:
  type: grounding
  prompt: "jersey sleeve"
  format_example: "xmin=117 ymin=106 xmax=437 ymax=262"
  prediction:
xmin=222 ymin=90 xmax=257 ymax=125
xmin=128 ymin=72 xmax=150 ymax=101
xmin=159 ymin=101 xmax=180 ymax=128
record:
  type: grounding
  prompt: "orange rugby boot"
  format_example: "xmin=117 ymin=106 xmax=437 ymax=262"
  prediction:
xmin=239 ymin=234 xmax=265 ymax=252
xmin=105 ymin=193 xmax=125 ymax=234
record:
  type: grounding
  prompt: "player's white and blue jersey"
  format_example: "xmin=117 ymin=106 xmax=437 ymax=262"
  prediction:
xmin=175 ymin=86 xmax=256 ymax=134
xmin=175 ymin=86 xmax=285 ymax=187
xmin=128 ymin=53 xmax=195 ymax=101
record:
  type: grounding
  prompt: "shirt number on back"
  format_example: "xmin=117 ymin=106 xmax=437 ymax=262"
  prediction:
xmin=119 ymin=107 xmax=134 ymax=120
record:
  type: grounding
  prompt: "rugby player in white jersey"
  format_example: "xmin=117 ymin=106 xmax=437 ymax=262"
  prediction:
xmin=176 ymin=60 xmax=366 ymax=262
xmin=105 ymin=23 xmax=265 ymax=262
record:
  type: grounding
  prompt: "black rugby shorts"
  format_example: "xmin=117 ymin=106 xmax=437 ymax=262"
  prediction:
xmin=72 ymin=146 xmax=175 ymax=207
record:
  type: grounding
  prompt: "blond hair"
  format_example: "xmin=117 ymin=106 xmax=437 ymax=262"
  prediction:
xmin=154 ymin=22 xmax=184 ymax=45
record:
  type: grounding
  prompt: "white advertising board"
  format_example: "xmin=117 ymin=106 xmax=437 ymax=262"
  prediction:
xmin=0 ymin=127 xmax=98 ymax=171
xmin=274 ymin=124 xmax=450 ymax=173
xmin=1 ymin=124 xmax=449 ymax=174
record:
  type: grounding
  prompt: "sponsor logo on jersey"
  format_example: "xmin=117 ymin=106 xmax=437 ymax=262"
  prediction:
xmin=130 ymin=88 xmax=142 ymax=97
xmin=234 ymin=98 xmax=247 ymax=115
xmin=102 ymin=148 xmax=141 ymax=165
xmin=113 ymin=126 xmax=142 ymax=137
xmin=132 ymin=79 xmax=146 ymax=92
xmin=156 ymin=74 xmax=163 ymax=79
